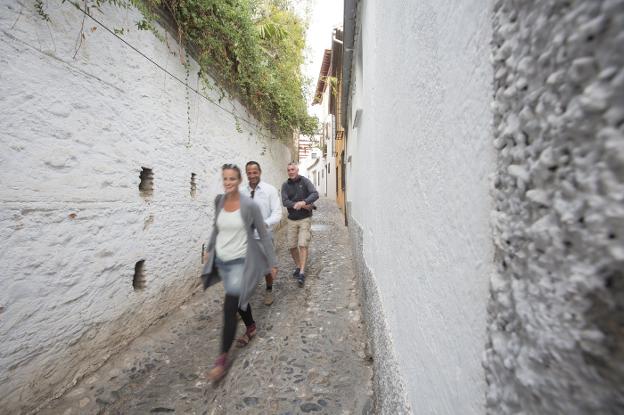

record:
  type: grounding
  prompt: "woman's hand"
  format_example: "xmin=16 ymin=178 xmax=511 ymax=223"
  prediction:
xmin=270 ymin=267 xmax=278 ymax=279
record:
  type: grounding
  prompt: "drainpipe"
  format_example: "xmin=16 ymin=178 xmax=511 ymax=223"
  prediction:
xmin=327 ymin=28 xmax=341 ymax=206
xmin=341 ymin=0 xmax=357 ymax=226
xmin=341 ymin=0 xmax=357 ymax=131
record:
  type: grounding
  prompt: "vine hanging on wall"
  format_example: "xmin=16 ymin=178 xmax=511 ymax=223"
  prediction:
xmin=184 ymin=51 xmax=192 ymax=147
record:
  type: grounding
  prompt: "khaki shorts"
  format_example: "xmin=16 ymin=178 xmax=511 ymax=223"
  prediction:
xmin=287 ymin=217 xmax=312 ymax=248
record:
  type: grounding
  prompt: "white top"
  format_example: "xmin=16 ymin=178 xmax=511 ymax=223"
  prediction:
xmin=240 ymin=180 xmax=282 ymax=237
xmin=215 ymin=209 xmax=247 ymax=261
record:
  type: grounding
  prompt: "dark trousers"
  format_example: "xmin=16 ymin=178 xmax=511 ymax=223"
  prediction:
xmin=222 ymin=294 xmax=254 ymax=353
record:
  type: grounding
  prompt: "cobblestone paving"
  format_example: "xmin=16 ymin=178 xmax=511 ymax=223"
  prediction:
xmin=40 ymin=198 xmax=373 ymax=415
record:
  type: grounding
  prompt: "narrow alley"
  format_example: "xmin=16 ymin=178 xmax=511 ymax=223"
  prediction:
xmin=39 ymin=199 xmax=373 ymax=415
xmin=2 ymin=1 xmax=622 ymax=414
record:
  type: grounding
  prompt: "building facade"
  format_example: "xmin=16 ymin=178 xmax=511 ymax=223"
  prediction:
xmin=311 ymin=48 xmax=337 ymax=200
xmin=341 ymin=0 xmax=624 ymax=414
xmin=309 ymin=28 xmax=346 ymax=208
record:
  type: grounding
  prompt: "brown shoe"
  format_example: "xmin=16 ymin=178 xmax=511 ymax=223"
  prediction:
xmin=236 ymin=323 xmax=257 ymax=348
xmin=206 ymin=353 xmax=229 ymax=382
xmin=264 ymin=290 xmax=274 ymax=306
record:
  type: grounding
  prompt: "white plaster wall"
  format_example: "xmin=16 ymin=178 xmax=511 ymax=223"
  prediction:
xmin=301 ymin=146 xmax=326 ymax=196
xmin=322 ymin=88 xmax=337 ymax=200
xmin=300 ymin=147 xmax=319 ymax=179
xmin=345 ymin=0 xmax=494 ymax=413
xmin=0 ymin=1 xmax=289 ymax=412
xmin=325 ymin=156 xmax=336 ymax=199
xmin=485 ymin=1 xmax=624 ymax=413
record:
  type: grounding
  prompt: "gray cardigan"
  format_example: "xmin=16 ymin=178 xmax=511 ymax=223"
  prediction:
xmin=202 ymin=194 xmax=277 ymax=310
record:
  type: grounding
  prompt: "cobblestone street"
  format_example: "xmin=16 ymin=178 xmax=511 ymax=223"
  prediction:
xmin=40 ymin=199 xmax=373 ymax=415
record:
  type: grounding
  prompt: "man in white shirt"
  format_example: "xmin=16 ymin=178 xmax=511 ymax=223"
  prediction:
xmin=241 ymin=161 xmax=282 ymax=305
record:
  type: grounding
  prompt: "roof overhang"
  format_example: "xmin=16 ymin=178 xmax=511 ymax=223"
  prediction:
xmin=312 ymin=49 xmax=332 ymax=105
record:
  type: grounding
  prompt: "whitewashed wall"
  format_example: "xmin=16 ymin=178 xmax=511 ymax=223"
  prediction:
xmin=302 ymin=147 xmax=324 ymax=193
xmin=0 ymin=1 xmax=290 ymax=412
xmin=345 ymin=0 xmax=495 ymax=413
xmin=320 ymin=86 xmax=337 ymax=200
xmin=346 ymin=0 xmax=624 ymax=413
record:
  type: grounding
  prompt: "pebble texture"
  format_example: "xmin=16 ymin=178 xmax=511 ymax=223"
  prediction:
xmin=39 ymin=199 xmax=373 ymax=414
xmin=0 ymin=2 xmax=289 ymax=413
xmin=485 ymin=0 xmax=624 ymax=413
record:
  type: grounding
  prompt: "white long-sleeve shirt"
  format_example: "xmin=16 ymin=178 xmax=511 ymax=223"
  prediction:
xmin=240 ymin=180 xmax=282 ymax=235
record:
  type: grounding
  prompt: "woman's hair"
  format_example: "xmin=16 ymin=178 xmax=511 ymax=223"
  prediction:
xmin=222 ymin=163 xmax=242 ymax=179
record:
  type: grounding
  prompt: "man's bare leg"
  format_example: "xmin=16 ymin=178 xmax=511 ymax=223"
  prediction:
xmin=264 ymin=273 xmax=274 ymax=305
xmin=290 ymin=247 xmax=300 ymax=271
xmin=299 ymin=246 xmax=308 ymax=274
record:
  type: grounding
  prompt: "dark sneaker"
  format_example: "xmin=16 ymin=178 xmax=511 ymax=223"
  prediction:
xmin=292 ymin=267 xmax=300 ymax=278
xmin=297 ymin=273 xmax=305 ymax=287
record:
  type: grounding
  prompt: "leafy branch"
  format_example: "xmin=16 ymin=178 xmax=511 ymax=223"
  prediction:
xmin=151 ymin=0 xmax=317 ymax=139
xmin=34 ymin=0 xmax=51 ymax=21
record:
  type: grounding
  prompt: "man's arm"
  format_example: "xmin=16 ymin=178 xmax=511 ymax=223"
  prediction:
xmin=281 ymin=183 xmax=295 ymax=208
xmin=265 ymin=186 xmax=282 ymax=228
xmin=303 ymin=178 xmax=319 ymax=204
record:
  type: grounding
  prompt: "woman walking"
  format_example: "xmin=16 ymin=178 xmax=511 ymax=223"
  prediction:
xmin=204 ymin=163 xmax=278 ymax=382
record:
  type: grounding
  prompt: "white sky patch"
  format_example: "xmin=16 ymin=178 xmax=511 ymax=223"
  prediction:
xmin=295 ymin=0 xmax=343 ymax=118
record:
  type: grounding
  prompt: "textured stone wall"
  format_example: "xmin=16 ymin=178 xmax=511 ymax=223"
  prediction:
xmin=485 ymin=0 xmax=624 ymax=413
xmin=0 ymin=1 xmax=289 ymax=412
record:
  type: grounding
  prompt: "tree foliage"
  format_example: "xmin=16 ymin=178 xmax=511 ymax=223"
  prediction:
xmin=152 ymin=0 xmax=317 ymax=139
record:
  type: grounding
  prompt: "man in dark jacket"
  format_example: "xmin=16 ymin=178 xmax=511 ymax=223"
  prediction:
xmin=281 ymin=162 xmax=319 ymax=286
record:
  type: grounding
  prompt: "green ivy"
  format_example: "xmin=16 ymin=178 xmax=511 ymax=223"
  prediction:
xmin=35 ymin=0 xmax=51 ymax=21
xmin=152 ymin=0 xmax=318 ymax=139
